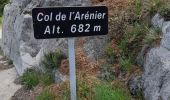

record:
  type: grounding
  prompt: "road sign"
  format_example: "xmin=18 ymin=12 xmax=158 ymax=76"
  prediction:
xmin=32 ymin=6 xmax=108 ymax=39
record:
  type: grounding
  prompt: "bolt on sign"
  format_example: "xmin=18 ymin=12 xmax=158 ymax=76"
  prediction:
xmin=32 ymin=6 xmax=108 ymax=39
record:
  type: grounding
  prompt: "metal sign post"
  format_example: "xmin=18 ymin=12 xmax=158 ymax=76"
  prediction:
xmin=68 ymin=38 xmax=76 ymax=100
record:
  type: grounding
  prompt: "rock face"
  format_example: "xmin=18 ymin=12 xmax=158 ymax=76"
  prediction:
xmin=142 ymin=13 xmax=170 ymax=100
xmin=83 ymin=36 xmax=108 ymax=61
xmin=2 ymin=0 xmax=92 ymax=75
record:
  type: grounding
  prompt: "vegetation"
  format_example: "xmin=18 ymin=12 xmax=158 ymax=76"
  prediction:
xmin=41 ymin=73 xmax=53 ymax=86
xmin=109 ymin=0 xmax=164 ymax=73
xmin=141 ymin=0 xmax=165 ymax=17
xmin=0 ymin=0 xmax=8 ymax=16
xmin=36 ymin=89 xmax=54 ymax=100
xmin=0 ymin=47 xmax=3 ymax=55
xmin=135 ymin=0 xmax=142 ymax=19
xmin=98 ymin=63 xmax=115 ymax=82
xmin=21 ymin=68 xmax=54 ymax=89
xmin=95 ymin=83 xmax=131 ymax=100
xmin=21 ymin=51 xmax=65 ymax=90
xmin=143 ymin=27 xmax=162 ymax=45
xmin=159 ymin=5 xmax=170 ymax=21
xmin=119 ymin=57 xmax=133 ymax=71
xmin=53 ymin=81 xmax=132 ymax=100
xmin=41 ymin=51 xmax=65 ymax=71
xmin=3 ymin=56 xmax=13 ymax=65
xmin=15 ymin=0 xmax=170 ymax=99
xmin=7 ymin=59 xmax=13 ymax=65
xmin=105 ymin=45 xmax=116 ymax=64
xmin=55 ymin=82 xmax=70 ymax=100
xmin=100 ymin=0 xmax=166 ymax=99
xmin=0 ymin=17 xmax=2 ymax=26
xmin=119 ymin=23 xmax=145 ymax=58
xmin=21 ymin=69 xmax=39 ymax=89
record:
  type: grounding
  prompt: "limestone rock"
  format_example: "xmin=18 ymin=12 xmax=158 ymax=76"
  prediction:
xmin=54 ymin=70 xmax=67 ymax=84
xmin=141 ymin=13 xmax=170 ymax=100
xmin=134 ymin=14 xmax=170 ymax=100
xmin=83 ymin=36 xmax=108 ymax=61
xmin=151 ymin=13 xmax=164 ymax=28
xmin=161 ymin=33 xmax=170 ymax=50
xmin=136 ymin=45 xmax=150 ymax=67
xmin=142 ymin=47 xmax=170 ymax=100
xmin=2 ymin=0 xmax=91 ymax=75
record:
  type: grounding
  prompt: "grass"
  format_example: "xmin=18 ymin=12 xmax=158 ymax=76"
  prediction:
xmin=105 ymin=45 xmax=116 ymax=64
xmin=21 ymin=51 xmax=65 ymax=90
xmin=53 ymin=80 xmax=132 ymax=100
xmin=0 ymin=47 xmax=3 ymax=55
xmin=159 ymin=5 xmax=170 ymax=21
xmin=0 ymin=16 xmax=2 ymax=26
xmin=119 ymin=57 xmax=133 ymax=71
xmin=141 ymin=0 xmax=164 ymax=16
xmin=41 ymin=73 xmax=54 ymax=86
xmin=77 ymin=81 xmax=93 ymax=99
xmin=3 ymin=56 xmax=13 ymax=65
xmin=0 ymin=0 xmax=9 ymax=16
xmin=95 ymin=83 xmax=131 ymax=100
xmin=21 ymin=69 xmax=39 ymax=89
xmin=135 ymin=0 xmax=142 ymax=19
xmin=143 ymin=27 xmax=161 ymax=45
xmin=21 ymin=69 xmax=54 ymax=89
xmin=41 ymin=51 xmax=65 ymax=71
xmin=144 ymin=33 xmax=159 ymax=45
xmin=36 ymin=89 xmax=54 ymax=100
xmin=98 ymin=63 xmax=115 ymax=82
xmin=118 ymin=23 xmax=145 ymax=60
xmin=19 ymin=1 xmax=167 ymax=99
xmin=55 ymin=82 xmax=70 ymax=100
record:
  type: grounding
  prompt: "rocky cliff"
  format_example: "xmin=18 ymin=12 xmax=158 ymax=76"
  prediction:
xmin=2 ymin=0 xmax=107 ymax=75
xmin=141 ymin=14 xmax=170 ymax=100
xmin=129 ymin=14 xmax=170 ymax=100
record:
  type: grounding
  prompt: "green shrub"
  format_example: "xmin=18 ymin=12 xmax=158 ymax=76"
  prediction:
xmin=144 ymin=33 xmax=158 ymax=45
xmin=159 ymin=6 xmax=170 ymax=16
xmin=143 ymin=27 xmax=161 ymax=45
xmin=77 ymin=81 xmax=92 ymax=99
xmin=105 ymin=45 xmax=116 ymax=64
xmin=135 ymin=0 xmax=142 ymax=19
xmin=159 ymin=5 xmax=170 ymax=21
xmin=41 ymin=73 xmax=53 ymax=86
xmin=7 ymin=59 xmax=13 ymax=65
xmin=3 ymin=56 xmax=13 ymax=65
xmin=0 ymin=46 xmax=3 ymax=55
xmin=21 ymin=69 xmax=39 ymax=89
xmin=154 ymin=27 xmax=161 ymax=34
xmin=41 ymin=51 xmax=65 ymax=70
xmin=98 ymin=63 xmax=115 ymax=82
xmin=119 ymin=57 xmax=133 ymax=71
xmin=95 ymin=83 xmax=131 ymax=100
xmin=123 ymin=24 xmax=145 ymax=43
xmin=119 ymin=23 xmax=145 ymax=59
xmin=142 ymin=0 xmax=164 ymax=16
xmin=118 ymin=40 xmax=128 ymax=56
xmin=0 ymin=17 xmax=2 ymax=26
xmin=0 ymin=0 xmax=8 ymax=16
xmin=36 ymin=89 xmax=54 ymax=100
